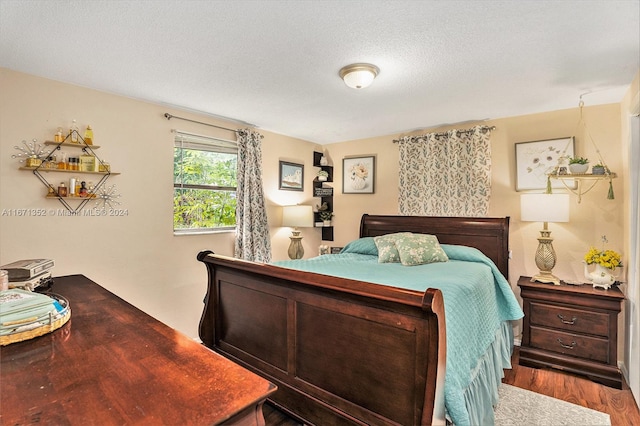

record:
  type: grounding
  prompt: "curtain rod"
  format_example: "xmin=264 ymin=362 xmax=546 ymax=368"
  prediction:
xmin=392 ymin=125 xmax=496 ymax=143
xmin=164 ymin=113 xmax=255 ymax=133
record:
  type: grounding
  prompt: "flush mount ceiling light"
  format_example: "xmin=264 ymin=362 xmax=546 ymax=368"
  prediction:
xmin=339 ymin=63 xmax=379 ymax=89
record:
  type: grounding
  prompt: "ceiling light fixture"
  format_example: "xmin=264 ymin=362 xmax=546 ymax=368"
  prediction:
xmin=339 ymin=63 xmax=379 ymax=89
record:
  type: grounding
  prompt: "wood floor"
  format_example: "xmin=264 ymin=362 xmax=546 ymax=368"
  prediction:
xmin=263 ymin=347 xmax=640 ymax=426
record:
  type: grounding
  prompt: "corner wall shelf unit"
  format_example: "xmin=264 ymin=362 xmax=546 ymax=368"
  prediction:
xmin=18 ymin=130 xmax=119 ymax=214
xmin=313 ymin=151 xmax=333 ymax=241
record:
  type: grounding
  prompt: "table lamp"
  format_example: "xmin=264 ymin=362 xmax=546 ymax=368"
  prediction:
xmin=520 ymin=193 xmax=570 ymax=285
xmin=282 ymin=205 xmax=314 ymax=259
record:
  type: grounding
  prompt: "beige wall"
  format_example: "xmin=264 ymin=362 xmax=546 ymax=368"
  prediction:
xmin=0 ymin=68 xmax=630 ymax=348
xmin=0 ymin=68 xmax=321 ymax=337
xmin=327 ymin=103 xmax=625 ymax=289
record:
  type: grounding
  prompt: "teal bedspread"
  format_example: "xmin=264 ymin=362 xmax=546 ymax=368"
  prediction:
xmin=274 ymin=239 xmax=523 ymax=426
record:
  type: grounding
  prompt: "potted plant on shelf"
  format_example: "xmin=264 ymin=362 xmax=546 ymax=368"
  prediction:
xmin=316 ymin=202 xmax=333 ymax=226
xmin=319 ymin=210 xmax=334 ymax=226
xmin=591 ymin=163 xmax=607 ymax=175
xmin=316 ymin=170 xmax=329 ymax=182
xmin=568 ymin=156 xmax=589 ymax=174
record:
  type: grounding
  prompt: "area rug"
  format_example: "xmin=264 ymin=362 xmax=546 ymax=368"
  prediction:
xmin=495 ymin=384 xmax=611 ymax=426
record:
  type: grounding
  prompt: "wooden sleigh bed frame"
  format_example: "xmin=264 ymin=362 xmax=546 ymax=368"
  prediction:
xmin=197 ymin=215 xmax=510 ymax=425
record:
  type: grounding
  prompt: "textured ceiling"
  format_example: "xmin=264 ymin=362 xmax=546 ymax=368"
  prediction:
xmin=1 ymin=0 xmax=638 ymax=144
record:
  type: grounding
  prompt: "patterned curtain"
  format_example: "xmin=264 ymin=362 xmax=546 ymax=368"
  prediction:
xmin=398 ymin=125 xmax=492 ymax=217
xmin=234 ymin=129 xmax=271 ymax=262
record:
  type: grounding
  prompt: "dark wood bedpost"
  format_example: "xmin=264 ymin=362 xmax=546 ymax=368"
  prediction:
xmin=197 ymin=250 xmax=215 ymax=347
xmin=421 ymin=288 xmax=447 ymax=425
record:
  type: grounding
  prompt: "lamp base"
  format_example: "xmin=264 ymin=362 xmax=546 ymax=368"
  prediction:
xmin=288 ymin=231 xmax=304 ymax=260
xmin=531 ymin=271 xmax=562 ymax=286
xmin=531 ymin=225 xmax=561 ymax=285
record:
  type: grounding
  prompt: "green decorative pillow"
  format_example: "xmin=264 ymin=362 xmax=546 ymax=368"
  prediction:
xmin=340 ymin=237 xmax=378 ymax=256
xmin=374 ymin=233 xmax=412 ymax=263
xmin=394 ymin=234 xmax=449 ymax=266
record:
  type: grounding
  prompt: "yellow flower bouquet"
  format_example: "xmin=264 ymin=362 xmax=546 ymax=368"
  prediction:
xmin=584 ymin=247 xmax=622 ymax=270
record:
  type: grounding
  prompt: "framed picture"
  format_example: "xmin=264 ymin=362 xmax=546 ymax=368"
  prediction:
xmin=279 ymin=161 xmax=304 ymax=191
xmin=515 ymin=137 xmax=575 ymax=191
xmin=343 ymin=155 xmax=375 ymax=194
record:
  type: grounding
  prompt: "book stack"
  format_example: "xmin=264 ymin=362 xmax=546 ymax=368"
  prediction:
xmin=0 ymin=259 xmax=55 ymax=291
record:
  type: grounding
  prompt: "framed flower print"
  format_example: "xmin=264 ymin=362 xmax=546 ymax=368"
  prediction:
xmin=515 ymin=137 xmax=575 ymax=191
xmin=343 ymin=156 xmax=375 ymax=194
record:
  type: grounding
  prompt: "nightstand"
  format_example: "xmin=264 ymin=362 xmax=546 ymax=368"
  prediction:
xmin=518 ymin=276 xmax=624 ymax=389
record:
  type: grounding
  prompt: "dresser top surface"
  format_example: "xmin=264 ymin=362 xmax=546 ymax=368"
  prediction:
xmin=0 ymin=274 xmax=276 ymax=425
xmin=518 ymin=276 xmax=624 ymax=300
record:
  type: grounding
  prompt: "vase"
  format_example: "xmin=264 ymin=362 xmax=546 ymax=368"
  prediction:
xmin=584 ymin=263 xmax=617 ymax=290
xmin=569 ymin=163 xmax=589 ymax=174
xmin=351 ymin=176 xmax=366 ymax=190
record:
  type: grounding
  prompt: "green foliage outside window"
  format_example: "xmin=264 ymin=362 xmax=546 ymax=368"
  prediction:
xmin=174 ymin=147 xmax=237 ymax=231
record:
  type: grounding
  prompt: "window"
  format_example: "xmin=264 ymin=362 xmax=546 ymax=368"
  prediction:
xmin=173 ymin=131 xmax=237 ymax=233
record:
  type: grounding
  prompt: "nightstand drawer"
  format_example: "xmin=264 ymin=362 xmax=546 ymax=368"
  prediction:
xmin=529 ymin=301 xmax=609 ymax=336
xmin=530 ymin=326 xmax=609 ymax=363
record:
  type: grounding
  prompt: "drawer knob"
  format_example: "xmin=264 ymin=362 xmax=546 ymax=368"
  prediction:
xmin=557 ymin=338 xmax=577 ymax=349
xmin=557 ymin=314 xmax=577 ymax=325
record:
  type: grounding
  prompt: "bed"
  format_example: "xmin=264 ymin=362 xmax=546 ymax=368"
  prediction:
xmin=197 ymin=214 xmax=523 ymax=425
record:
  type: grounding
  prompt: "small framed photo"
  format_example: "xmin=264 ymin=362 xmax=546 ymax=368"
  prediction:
xmin=343 ymin=155 xmax=375 ymax=194
xmin=515 ymin=137 xmax=575 ymax=191
xmin=279 ymin=161 xmax=304 ymax=191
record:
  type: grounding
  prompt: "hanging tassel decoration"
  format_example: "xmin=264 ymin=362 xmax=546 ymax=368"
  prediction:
xmin=608 ymin=180 xmax=615 ymax=200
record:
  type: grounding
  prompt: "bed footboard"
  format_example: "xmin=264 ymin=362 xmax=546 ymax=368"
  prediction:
xmin=198 ymin=251 xmax=446 ymax=426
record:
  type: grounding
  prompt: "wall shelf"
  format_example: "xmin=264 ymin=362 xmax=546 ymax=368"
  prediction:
xmin=44 ymin=141 xmax=101 ymax=149
xmin=548 ymin=172 xmax=617 ymax=203
xmin=313 ymin=151 xmax=333 ymax=241
xmin=20 ymin=167 xmax=119 ymax=175
xmin=18 ymin=129 xmax=118 ymax=213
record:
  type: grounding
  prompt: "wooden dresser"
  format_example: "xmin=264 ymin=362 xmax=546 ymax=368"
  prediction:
xmin=0 ymin=275 xmax=277 ymax=425
xmin=518 ymin=276 xmax=624 ymax=389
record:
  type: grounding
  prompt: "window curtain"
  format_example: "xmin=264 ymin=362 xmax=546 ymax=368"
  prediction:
xmin=234 ymin=129 xmax=271 ymax=262
xmin=398 ymin=125 xmax=493 ymax=217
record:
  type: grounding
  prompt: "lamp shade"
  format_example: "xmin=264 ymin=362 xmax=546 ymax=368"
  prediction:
xmin=521 ymin=193 xmax=570 ymax=223
xmin=339 ymin=63 xmax=379 ymax=89
xmin=282 ymin=205 xmax=313 ymax=228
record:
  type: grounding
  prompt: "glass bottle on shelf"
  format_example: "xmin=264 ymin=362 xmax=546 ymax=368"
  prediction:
xmin=58 ymin=151 xmax=67 ymax=169
xmin=70 ymin=119 xmax=79 ymax=143
xmin=84 ymin=125 xmax=93 ymax=145
xmin=79 ymin=181 xmax=88 ymax=197
xmin=57 ymin=182 xmax=67 ymax=197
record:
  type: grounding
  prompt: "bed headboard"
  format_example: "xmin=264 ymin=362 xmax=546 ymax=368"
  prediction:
xmin=359 ymin=214 xmax=510 ymax=279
